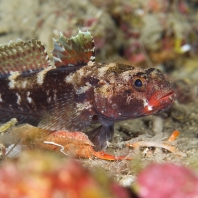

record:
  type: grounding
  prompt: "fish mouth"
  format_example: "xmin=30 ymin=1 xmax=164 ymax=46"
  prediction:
xmin=144 ymin=91 xmax=175 ymax=114
xmin=157 ymin=91 xmax=175 ymax=101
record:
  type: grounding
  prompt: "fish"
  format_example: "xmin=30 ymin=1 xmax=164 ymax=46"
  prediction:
xmin=0 ymin=30 xmax=175 ymax=151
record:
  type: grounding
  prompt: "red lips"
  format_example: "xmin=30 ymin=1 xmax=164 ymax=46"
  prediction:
xmin=144 ymin=91 xmax=175 ymax=114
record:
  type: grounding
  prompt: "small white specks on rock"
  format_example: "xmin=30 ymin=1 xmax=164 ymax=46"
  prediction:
xmin=119 ymin=175 xmax=135 ymax=187
xmin=6 ymin=144 xmax=22 ymax=159
xmin=152 ymin=115 xmax=164 ymax=134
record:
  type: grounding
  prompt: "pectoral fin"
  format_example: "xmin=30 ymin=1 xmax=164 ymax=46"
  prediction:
xmin=87 ymin=123 xmax=114 ymax=151
xmin=39 ymin=93 xmax=94 ymax=132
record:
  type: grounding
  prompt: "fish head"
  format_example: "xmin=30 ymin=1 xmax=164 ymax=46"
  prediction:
xmin=93 ymin=64 xmax=175 ymax=121
xmin=134 ymin=68 xmax=175 ymax=116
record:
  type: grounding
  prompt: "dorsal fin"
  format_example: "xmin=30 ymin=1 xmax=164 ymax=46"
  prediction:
xmin=52 ymin=30 xmax=95 ymax=67
xmin=0 ymin=39 xmax=51 ymax=75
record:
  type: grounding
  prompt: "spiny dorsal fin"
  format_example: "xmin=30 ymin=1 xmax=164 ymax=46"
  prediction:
xmin=0 ymin=39 xmax=51 ymax=75
xmin=52 ymin=30 xmax=95 ymax=67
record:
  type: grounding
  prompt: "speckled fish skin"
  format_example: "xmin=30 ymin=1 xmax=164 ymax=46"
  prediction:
xmin=0 ymin=30 xmax=175 ymax=151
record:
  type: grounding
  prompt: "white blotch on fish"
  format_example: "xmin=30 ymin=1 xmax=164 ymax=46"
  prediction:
xmin=26 ymin=91 xmax=33 ymax=103
xmin=16 ymin=93 xmax=21 ymax=105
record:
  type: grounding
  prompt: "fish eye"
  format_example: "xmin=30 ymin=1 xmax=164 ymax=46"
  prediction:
xmin=134 ymin=79 xmax=143 ymax=87
xmin=132 ymin=77 xmax=147 ymax=92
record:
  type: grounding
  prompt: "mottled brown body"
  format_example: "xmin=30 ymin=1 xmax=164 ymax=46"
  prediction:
xmin=0 ymin=31 xmax=175 ymax=151
xmin=0 ymin=67 xmax=75 ymax=122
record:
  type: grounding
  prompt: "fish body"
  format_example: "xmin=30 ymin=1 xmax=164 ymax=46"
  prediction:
xmin=0 ymin=31 xmax=175 ymax=151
